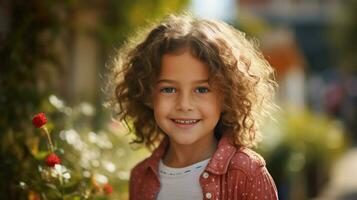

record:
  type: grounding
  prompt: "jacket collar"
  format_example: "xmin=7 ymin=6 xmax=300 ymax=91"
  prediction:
xmin=146 ymin=136 xmax=169 ymax=178
xmin=205 ymin=132 xmax=237 ymax=175
xmin=145 ymin=131 xmax=237 ymax=176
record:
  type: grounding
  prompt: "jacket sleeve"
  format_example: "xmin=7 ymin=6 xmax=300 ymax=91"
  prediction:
xmin=245 ymin=166 xmax=278 ymax=200
xmin=227 ymin=149 xmax=279 ymax=200
xmin=129 ymin=165 xmax=142 ymax=200
xmin=129 ymin=168 xmax=136 ymax=200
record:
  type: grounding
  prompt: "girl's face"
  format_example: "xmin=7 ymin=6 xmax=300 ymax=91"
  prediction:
xmin=152 ymin=49 xmax=222 ymax=148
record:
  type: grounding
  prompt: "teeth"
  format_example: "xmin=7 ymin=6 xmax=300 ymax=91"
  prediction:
xmin=174 ymin=119 xmax=199 ymax=124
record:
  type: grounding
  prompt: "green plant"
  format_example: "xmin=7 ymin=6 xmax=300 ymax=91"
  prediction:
xmin=258 ymin=108 xmax=347 ymax=199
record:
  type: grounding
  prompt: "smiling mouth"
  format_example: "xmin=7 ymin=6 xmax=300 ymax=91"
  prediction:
xmin=171 ymin=119 xmax=201 ymax=125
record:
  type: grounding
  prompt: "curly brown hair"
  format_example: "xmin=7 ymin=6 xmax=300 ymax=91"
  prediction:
xmin=109 ymin=13 xmax=278 ymax=150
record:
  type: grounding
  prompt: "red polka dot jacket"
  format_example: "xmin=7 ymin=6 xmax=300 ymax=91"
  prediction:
xmin=129 ymin=133 xmax=279 ymax=200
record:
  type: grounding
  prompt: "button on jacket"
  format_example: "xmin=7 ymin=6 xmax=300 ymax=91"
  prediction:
xmin=129 ymin=133 xmax=279 ymax=200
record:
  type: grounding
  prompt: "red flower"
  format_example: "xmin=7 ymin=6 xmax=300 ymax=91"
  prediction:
xmin=32 ymin=113 xmax=47 ymax=128
xmin=45 ymin=153 xmax=61 ymax=167
xmin=103 ymin=183 xmax=113 ymax=195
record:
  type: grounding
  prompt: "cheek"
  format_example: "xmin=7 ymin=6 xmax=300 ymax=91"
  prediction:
xmin=153 ymin=96 xmax=172 ymax=116
xmin=199 ymin=97 xmax=222 ymax=118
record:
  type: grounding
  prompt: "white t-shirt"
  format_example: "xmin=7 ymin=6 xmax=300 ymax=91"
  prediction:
xmin=157 ymin=158 xmax=210 ymax=200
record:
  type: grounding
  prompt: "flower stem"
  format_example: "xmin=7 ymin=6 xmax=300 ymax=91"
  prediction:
xmin=41 ymin=126 xmax=54 ymax=153
xmin=59 ymin=174 xmax=64 ymax=199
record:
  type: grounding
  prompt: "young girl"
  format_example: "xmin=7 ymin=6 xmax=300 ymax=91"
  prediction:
xmin=111 ymin=13 xmax=279 ymax=200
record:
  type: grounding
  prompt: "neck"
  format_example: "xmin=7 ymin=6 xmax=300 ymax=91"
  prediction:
xmin=163 ymin=135 xmax=217 ymax=168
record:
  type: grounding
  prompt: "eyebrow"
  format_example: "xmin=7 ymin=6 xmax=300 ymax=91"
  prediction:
xmin=156 ymin=79 xmax=209 ymax=84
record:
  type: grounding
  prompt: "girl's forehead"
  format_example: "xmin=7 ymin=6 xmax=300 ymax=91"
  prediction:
xmin=159 ymin=50 xmax=209 ymax=78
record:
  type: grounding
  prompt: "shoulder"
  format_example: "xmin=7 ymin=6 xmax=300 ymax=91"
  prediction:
xmin=228 ymin=147 xmax=266 ymax=176
xmin=130 ymin=137 xmax=168 ymax=180
xmin=129 ymin=157 xmax=151 ymax=195
xmin=130 ymin=157 xmax=150 ymax=180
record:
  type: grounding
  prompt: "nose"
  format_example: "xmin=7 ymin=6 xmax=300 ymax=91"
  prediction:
xmin=175 ymin=92 xmax=194 ymax=112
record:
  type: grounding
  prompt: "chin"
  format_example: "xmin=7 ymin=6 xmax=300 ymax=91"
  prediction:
xmin=169 ymin=135 xmax=199 ymax=146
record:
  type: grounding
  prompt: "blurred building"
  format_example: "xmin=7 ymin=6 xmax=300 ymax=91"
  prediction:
xmin=239 ymin=1 xmax=357 ymax=200
xmin=236 ymin=1 xmax=350 ymax=200
xmin=260 ymin=28 xmax=306 ymax=109
xmin=239 ymin=0 xmax=341 ymax=70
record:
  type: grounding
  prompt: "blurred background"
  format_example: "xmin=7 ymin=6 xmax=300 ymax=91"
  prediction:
xmin=0 ymin=0 xmax=356 ymax=199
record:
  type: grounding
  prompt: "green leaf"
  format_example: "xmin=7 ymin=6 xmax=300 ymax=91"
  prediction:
xmin=34 ymin=151 xmax=49 ymax=160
